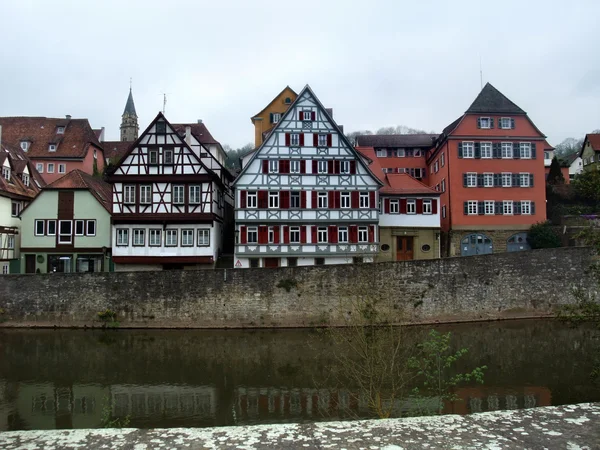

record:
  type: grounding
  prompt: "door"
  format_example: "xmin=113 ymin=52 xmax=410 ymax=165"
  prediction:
xmin=396 ymin=237 xmax=414 ymax=261
xmin=461 ymin=234 xmax=493 ymax=256
xmin=507 ymin=233 xmax=530 ymax=252
xmin=264 ymin=258 xmax=279 ymax=268
xmin=25 ymin=255 xmax=36 ymax=273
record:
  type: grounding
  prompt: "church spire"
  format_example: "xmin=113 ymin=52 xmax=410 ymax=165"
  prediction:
xmin=120 ymin=83 xmax=139 ymax=142
xmin=123 ymin=87 xmax=137 ymax=116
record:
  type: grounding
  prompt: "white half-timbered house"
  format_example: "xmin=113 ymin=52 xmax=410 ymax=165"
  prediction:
xmin=233 ymin=85 xmax=383 ymax=268
xmin=106 ymin=112 xmax=229 ymax=271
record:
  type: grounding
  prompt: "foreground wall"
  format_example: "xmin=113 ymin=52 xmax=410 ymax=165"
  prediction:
xmin=0 ymin=247 xmax=596 ymax=328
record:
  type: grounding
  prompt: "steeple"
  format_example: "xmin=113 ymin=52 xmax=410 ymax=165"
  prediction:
xmin=120 ymin=85 xmax=139 ymax=142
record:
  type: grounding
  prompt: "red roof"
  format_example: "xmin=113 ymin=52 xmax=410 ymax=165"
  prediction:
xmin=0 ymin=117 xmax=102 ymax=159
xmin=0 ymin=143 xmax=45 ymax=200
xmin=45 ymin=169 xmax=112 ymax=212
xmin=586 ymin=134 xmax=600 ymax=151
xmin=171 ymin=122 xmax=220 ymax=146
xmin=102 ymin=141 xmax=131 ymax=163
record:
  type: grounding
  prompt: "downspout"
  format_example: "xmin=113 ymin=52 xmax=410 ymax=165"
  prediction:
xmin=445 ymin=140 xmax=452 ymax=257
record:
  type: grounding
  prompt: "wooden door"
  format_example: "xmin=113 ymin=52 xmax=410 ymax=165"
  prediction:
xmin=396 ymin=237 xmax=414 ymax=261
xmin=25 ymin=255 xmax=36 ymax=273
xmin=264 ymin=258 xmax=279 ymax=268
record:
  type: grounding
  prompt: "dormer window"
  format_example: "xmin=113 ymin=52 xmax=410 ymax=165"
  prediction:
xmin=20 ymin=141 xmax=29 ymax=151
xmin=22 ymin=173 xmax=29 ymax=187
xmin=302 ymin=111 xmax=313 ymax=121
xmin=48 ymin=144 xmax=57 ymax=152
xmin=155 ymin=122 xmax=166 ymax=134
xmin=2 ymin=166 xmax=10 ymax=180
xmin=478 ymin=117 xmax=492 ymax=129
xmin=56 ymin=126 xmax=65 ymax=134
xmin=284 ymin=97 xmax=292 ymax=104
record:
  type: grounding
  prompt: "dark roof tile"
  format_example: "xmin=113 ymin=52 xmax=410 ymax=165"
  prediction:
xmin=466 ymin=82 xmax=526 ymax=115
xmin=355 ymin=134 xmax=438 ymax=148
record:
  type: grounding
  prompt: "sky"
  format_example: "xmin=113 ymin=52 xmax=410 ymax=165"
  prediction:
xmin=1 ymin=0 xmax=599 ymax=149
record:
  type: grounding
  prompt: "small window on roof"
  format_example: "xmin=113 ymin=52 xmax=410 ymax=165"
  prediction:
xmin=284 ymin=97 xmax=292 ymax=104
xmin=56 ymin=126 xmax=65 ymax=134
xmin=155 ymin=122 xmax=166 ymax=133
xmin=20 ymin=141 xmax=29 ymax=151
xmin=48 ymin=144 xmax=57 ymax=152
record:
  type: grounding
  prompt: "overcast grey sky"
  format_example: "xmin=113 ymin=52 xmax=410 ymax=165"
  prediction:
xmin=1 ymin=0 xmax=599 ymax=149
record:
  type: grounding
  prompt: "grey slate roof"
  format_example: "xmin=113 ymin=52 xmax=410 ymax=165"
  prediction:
xmin=441 ymin=117 xmax=462 ymax=137
xmin=355 ymin=134 xmax=438 ymax=148
xmin=466 ymin=82 xmax=526 ymax=115
xmin=123 ymin=89 xmax=137 ymax=116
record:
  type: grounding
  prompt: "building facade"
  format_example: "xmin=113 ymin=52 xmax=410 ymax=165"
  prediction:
xmin=0 ymin=116 xmax=105 ymax=184
xmin=19 ymin=170 xmax=112 ymax=273
xmin=580 ymin=134 xmax=600 ymax=171
xmin=428 ymin=83 xmax=548 ymax=257
xmin=250 ymin=86 xmax=297 ymax=148
xmin=106 ymin=112 xmax=230 ymax=271
xmin=234 ymin=85 xmax=382 ymax=269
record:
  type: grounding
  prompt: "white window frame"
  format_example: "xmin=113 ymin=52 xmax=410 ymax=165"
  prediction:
xmin=247 ymin=191 xmax=257 ymax=209
xmin=442 ymin=205 xmax=447 ymax=218
xmin=484 ymin=201 xmax=495 ymax=215
xmin=149 ymin=229 xmax=162 ymax=246
xmin=397 ymin=149 xmax=405 ymax=158
xmin=35 ymin=219 xmax=45 ymax=236
xmin=359 ymin=192 xmax=369 ymax=208
xmin=289 ymin=226 xmax=300 ymax=244
xmin=47 ymin=163 xmax=55 ymax=173
xmin=140 ymin=185 xmax=152 ymax=204
xmin=85 ymin=220 xmax=96 ymax=237
xmin=269 ymin=159 xmax=279 ymax=174
xmin=390 ymin=200 xmax=399 ymax=214
xmin=318 ymin=134 xmax=328 ymax=147
xmin=502 ymin=172 xmax=512 ymax=187
xmin=11 ymin=201 xmax=20 ymax=217
xmin=247 ymin=227 xmax=258 ymax=244
xmin=440 ymin=152 xmax=445 ymax=167
xmin=21 ymin=141 xmax=29 ymax=151
xmin=338 ymin=226 xmax=348 ymax=243
xmin=290 ymin=160 xmax=300 ymax=174
xmin=268 ymin=191 xmax=279 ymax=208
xmin=189 ymin=185 xmax=201 ymax=204
xmin=272 ymin=113 xmax=281 ymax=124
xmin=317 ymin=160 xmax=328 ymax=174
xmin=197 ymin=229 xmax=210 ymax=246
xmin=376 ymin=149 xmax=386 ymax=157
xmin=7 ymin=236 xmax=14 ymax=249
xmin=520 ymin=173 xmax=530 ymax=187
xmin=133 ymin=228 xmax=145 ymax=246
xmin=466 ymin=172 xmax=477 ymax=187
xmin=22 ymin=173 xmax=29 ymax=187
xmin=520 ymin=142 xmax=532 ymax=159
xmin=317 ymin=227 xmax=328 ymax=244
xmin=75 ymin=219 xmax=85 ymax=236
xmin=58 ymin=164 xmax=66 ymax=174
xmin=407 ymin=199 xmax=416 ymax=214
xmin=358 ymin=226 xmax=368 ymax=243
xmin=441 ymin=179 xmax=446 ymax=192
xmin=290 ymin=191 xmax=301 ymax=209
xmin=501 ymin=142 xmax=513 ymax=159
xmin=303 ymin=111 xmax=312 ymax=121
xmin=148 ymin=149 xmax=158 ymax=165
xmin=268 ymin=227 xmax=275 ymax=244
xmin=434 ymin=161 xmax=439 ymax=173
xmin=503 ymin=201 xmax=513 ymax=215
xmin=483 ymin=173 xmax=494 ymax=187
xmin=481 ymin=142 xmax=492 ymax=159
xmin=463 ymin=142 xmax=474 ymax=158
xmin=479 ymin=117 xmax=491 ymax=129
xmin=290 ymin=133 xmax=300 ymax=146
xmin=414 ymin=149 xmax=422 ymax=157
xmin=318 ymin=192 xmax=328 ymax=209
xmin=172 ymin=185 xmax=185 ymax=205
xmin=500 ymin=117 xmax=512 ymax=129
xmin=521 ymin=201 xmax=531 ymax=215
xmin=423 ymin=200 xmax=432 ymax=214
xmin=165 ymin=229 xmax=178 ymax=247
xmin=467 ymin=200 xmax=478 ymax=215
xmin=164 ymin=149 xmax=174 ymax=165
xmin=116 ymin=228 xmax=129 ymax=246
xmin=36 ymin=163 xmax=43 ymax=173
xmin=47 ymin=220 xmax=56 ymax=236
xmin=340 ymin=192 xmax=351 ymax=209
xmin=48 ymin=144 xmax=57 ymax=152
xmin=58 ymin=220 xmax=72 ymax=244
xmin=181 ymin=229 xmax=194 ymax=247
xmin=124 ymin=185 xmax=136 ymax=204
xmin=340 ymin=160 xmax=350 ymax=174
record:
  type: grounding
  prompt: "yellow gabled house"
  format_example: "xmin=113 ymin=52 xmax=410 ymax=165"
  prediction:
xmin=251 ymin=86 xmax=297 ymax=147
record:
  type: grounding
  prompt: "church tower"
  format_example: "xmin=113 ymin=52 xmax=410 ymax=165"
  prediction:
xmin=120 ymin=87 xmax=139 ymax=142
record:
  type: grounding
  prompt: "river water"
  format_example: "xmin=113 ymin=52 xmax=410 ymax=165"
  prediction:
xmin=0 ymin=319 xmax=599 ymax=431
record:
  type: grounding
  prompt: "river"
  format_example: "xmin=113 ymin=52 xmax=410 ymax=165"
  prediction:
xmin=0 ymin=319 xmax=599 ymax=430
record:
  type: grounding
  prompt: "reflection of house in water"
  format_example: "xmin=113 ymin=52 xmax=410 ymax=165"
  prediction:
xmin=444 ymin=386 xmax=552 ymax=415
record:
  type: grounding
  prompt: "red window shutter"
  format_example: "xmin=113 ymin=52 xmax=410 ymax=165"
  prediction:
xmin=262 ymin=160 xmax=269 ymax=173
xmin=369 ymin=191 xmax=375 ymax=209
xmin=350 ymin=225 xmax=358 ymax=243
xmin=285 ymin=133 xmax=290 ymax=146
xmin=313 ymin=133 xmax=318 ymax=147
xmin=312 ymin=191 xmax=318 ymax=209
xmin=311 ymin=111 xmax=316 ymax=121
xmin=369 ymin=225 xmax=375 ymax=243
xmin=328 ymin=160 xmax=334 ymax=174
xmin=311 ymin=226 xmax=317 ymax=243
xmin=385 ymin=198 xmax=390 ymax=213
xmin=259 ymin=191 xmax=268 ymax=208
xmin=312 ymin=160 xmax=318 ymax=174
xmin=351 ymin=191 xmax=359 ymax=209
xmin=240 ymin=226 xmax=247 ymax=244
xmin=329 ymin=225 xmax=338 ymax=243
xmin=334 ymin=160 xmax=340 ymax=174
xmin=327 ymin=134 xmax=332 ymax=147
xmin=283 ymin=226 xmax=290 ymax=244
xmin=301 ymin=160 xmax=306 ymax=173
xmin=335 ymin=191 xmax=340 ymax=209
xmin=400 ymin=199 xmax=407 ymax=214
xmin=280 ymin=160 xmax=288 ymax=174
xmin=261 ymin=226 xmax=270 ymax=244
xmin=240 ymin=190 xmax=246 ymax=209
xmin=432 ymin=199 xmax=438 ymax=214
xmin=328 ymin=190 xmax=335 ymax=208
xmin=281 ymin=191 xmax=289 ymax=209
xmin=301 ymin=226 xmax=307 ymax=243
xmin=301 ymin=191 xmax=307 ymax=209
xmin=416 ymin=199 xmax=423 ymax=214
xmin=273 ymin=226 xmax=280 ymax=244
xmin=299 ymin=133 xmax=305 ymax=146
xmin=350 ymin=160 xmax=356 ymax=174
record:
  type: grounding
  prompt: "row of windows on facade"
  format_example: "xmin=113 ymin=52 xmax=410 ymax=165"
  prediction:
xmin=270 ymin=109 xmax=313 ymax=124
xmin=382 ymin=167 xmax=426 ymax=178
xmin=239 ymin=225 xmax=376 ymax=245
xmin=35 ymin=162 xmax=66 ymax=174
xmin=34 ymin=219 xmax=96 ymax=243
xmin=462 ymin=172 xmax=535 ymax=188
xmin=457 ymin=142 xmax=537 ymax=159
xmin=122 ymin=185 xmax=205 ymax=205
xmin=283 ymin=133 xmax=333 ymax=148
xmin=239 ymin=191 xmax=376 ymax=209
xmin=375 ymin=148 xmax=425 ymax=158
xmin=583 ymin=154 xmax=600 ymax=165
xmin=463 ymin=201 xmax=536 ymax=216
xmin=2 ymin=167 xmax=29 ymax=187
xmin=0 ymin=235 xmax=15 ymax=249
xmin=382 ymin=198 xmax=436 ymax=215
xmin=476 ymin=117 xmax=516 ymax=130
xmin=261 ymin=159 xmax=357 ymax=175
xmin=247 ymin=257 xmax=356 ymax=268
xmin=115 ymin=228 xmax=210 ymax=247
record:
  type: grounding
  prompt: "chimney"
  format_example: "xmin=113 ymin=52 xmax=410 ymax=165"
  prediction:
xmin=326 ymin=108 xmax=333 ymax=118
xmin=185 ymin=126 xmax=192 ymax=145
xmin=66 ymin=115 xmax=71 ymax=120
xmin=197 ymin=119 xmax=203 ymax=124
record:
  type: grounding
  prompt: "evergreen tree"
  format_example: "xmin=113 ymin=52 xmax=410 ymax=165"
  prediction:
xmin=547 ymin=157 xmax=565 ymax=185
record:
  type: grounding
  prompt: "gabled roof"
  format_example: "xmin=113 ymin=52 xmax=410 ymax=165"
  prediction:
xmin=466 ymin=82 xmax=526 ymax=115
xmin=355 ymin=134 xmax=438 ymax=148
xmin=123 ymin=88 xmax=137 ymax=116
xmin=581 ymin=134 xmax=600 ymax=156
xmin=171 ymin=122 xmax=220 ymax=145
xmin=0 ymin=143 xmax=45 ymax=200
xmin=441 ymin=116 xmax=463 ymax=137
xmin=102 ymin=141 xmax=131 ymax=163
xmin=561 ymin=152 xmax=580 ymax=166
xmin=251 ymin=86 xmax=297 ymax=120
xmin=0 ymin=116 xmax=102 ymax=159
xmin=45 ymin=169 xmax=112 ymax=212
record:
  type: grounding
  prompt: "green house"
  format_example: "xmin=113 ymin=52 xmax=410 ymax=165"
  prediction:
xmin=19 ymin=170 xmax=113 ymax=273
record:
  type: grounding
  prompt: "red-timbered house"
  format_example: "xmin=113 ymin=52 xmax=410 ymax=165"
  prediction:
xmin=106 ymin=112 xmax=230 ymax=270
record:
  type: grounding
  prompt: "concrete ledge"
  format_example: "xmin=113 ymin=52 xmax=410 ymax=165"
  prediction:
xmin=1 ymin=403 xmax=598 ymax=449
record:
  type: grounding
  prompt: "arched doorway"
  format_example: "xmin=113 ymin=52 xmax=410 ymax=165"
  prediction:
xmin=507 ymin=232 xmax=530 ymax=252
xmin=460 ymin=233 xmax=493 ymax=256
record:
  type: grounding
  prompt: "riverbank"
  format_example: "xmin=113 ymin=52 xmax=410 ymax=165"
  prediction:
xmin=1 ymin=403 xmax=598 ymax=449
xmin=0 ymin=247 xmax=596 ymax=329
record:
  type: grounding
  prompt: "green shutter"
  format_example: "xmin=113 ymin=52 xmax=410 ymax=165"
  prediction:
xmin=493 ymin=143 xmax=501 ymax=158
xmin=515 ymin=201 xmax=522 ymax=215
xmin=530 ymin=174 xmax=534 ymax=187
xmin=463 ymin=173 xmax=467 ymax=187
xmin=511 ymin=118 xmax=515 ymax=129
xmin=478 ymin=201 xmax=484 ymax=215
xmin=531 ymin=202 xmax=536 ymax=215
xmin=490 ymin=118 xmax=494 ymax=129
xmin=464 ymin=202 xmax=468 ymax=215
xmin=269 ymin=113 xmax=274 ymax=123
xmin=474 ymin=142 xmax=481 ymax=159
xmin=477 ymin=118 xmax=481 ymax=129
xmin=514 ymin=143 xmax=521 ymax=159
xmin=531 ymin=143 xmax=537 ymax=159
xmin=512 ymin=173 xmax=519 ymax=187
xmin=458 ymin=142 xmax=463 ymax=158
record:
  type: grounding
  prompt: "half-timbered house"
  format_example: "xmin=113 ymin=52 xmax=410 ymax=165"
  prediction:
xmin=233 ymin=85 xmax=383 ymax=269
xmin=106 ymin=112 xmax=230 ymax=271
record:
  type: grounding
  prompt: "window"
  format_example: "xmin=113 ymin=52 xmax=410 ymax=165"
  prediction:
xmin=165 ymin=229 xmax=178 ymax=246
xmin=272 ymin=113 xmax=281 ymax=124
xmin=501 ymin=143 xmax=513 ymax=159
xmin=341 ymin=192 xmax=351 ymax=208
xmin=47 ymin=163 xmax=55 ymax=173
xmin=7 ymin=236 xmax=14 ymax=249
xmin=58 ymin=220 xmax=72 ymax=244
xmin=116 ymin=228 xmax=129 ymax=246
xmin=520 ymin=143 xmax=532 ymax=159
xmin=317 ymin=227 xmax=328 ymax=244
xmin=315 ymin=257 xmax=325 ymax=266
xmin=21 ymin=141 xmax=29 ymax=151
xmin=483 ymin=173 xmax=494 ymax=187
xmin=22 ymin=173 xmax=29 ymax=187
xmin=390 ymin=200 xmax=399 ymax=214
xmin=35 ymin=220 xmax=45 ymax=236
xmin=290 ymin=133 xmax=300 ymax=146
xmin=423 ymin=200 xmax=432 ymax=214
xmin=181 ymin=229 xmax=194 ymax=246
xmin=36 ymin=163 xmax=43 ymax=173
xmin=479 ymin=117 xmax=491 ymax=129
xmin=340 ymin=161 xmax=350 ymax=174
xmin=481 ymin=142 xmax=492 ymax=159
xmin=338 ymin=227 xmax=348 ymax=243
xmin=521 ymin=201 xmax=531 ymax=215
xmin=520 ymin=173 xmax=530 ymax=187
xmin=197 ymin=229 xmax=210 ymax=246
xmin=247 ymin=191 xmax=257 ymax=208
xmin=544 ymin=151 xmax=551 ymax=160
xmin=502 ymin=173 xmax=512 ymax=187
xmin=359 ymin=192 xmax=369 ymax=208
xmin=133 ymin=229 xmax=145 ymax=246
xmin=290 ymin=160 xmax=300 ymax=174
xmin=48 ymin=144 xmax=57 ymax=152
xmin=376 ymin=149 xmax=386 ymax=157
xmin=164 ymin=149 xmax=174 ymax=165
xmin=287 ymin=257 xmax=298 ymax=267
xmin=503 ymin=201 xmax=513 ymax=215
xmin=86 ymin=220 xmax=96 ymax=236
xmin=172 ymin=185 xmax=185 ymax=204
xmin=397 ymin=149 xmax=405 ymax=157
xmin=149 ymin=229 xmax=162 ymax=246
xmin=290 ymin=226 xmax=300 ymax=243
xmin=140 ymin=185 xmax=152 ymax=204
xmin=189 ymin=185 xmax=201 ymax=204
xmin=11 ymin=201 xmax=20 ymax=217
xmin=247 ymin=227 xmax=258 ymax=244
xmin=485 ymin=201 xmax=495 ymax=215
xmin=124 ymin=185 xmax=136 ymax=204
xmin=47 ymin=220 xmax=56 ymax=235
xmin=58 ymin=164 xmax=66 ymax=174
xmin=442 ymin=205 xmax=447 ymax=218
xmin=414 ymin=149 xmax=422 ymax=157
xmin=156 ymin=122 xmax=166 ymax=133
xmin=441 ymin=179 xmax=446 ymax=192
xmin=318 ymin=134 xmax=328 ymax=147
xmin=249 ymin=258 xmax=260 ymax=268
xmin=463 ymin=142 xmax=474 ymax=158
xmin=269 ymin=159 xmax=279 ymax=173
xmin=467 ymin=201 xmax=478 ymax=215
xmin=317 ymin=160 xmax=328 ymax=174
xmin=407 ymin=199 xmax=416 ymax=214
xmin=269 ymin=191 xmax=279 ymax=208
xmin=441 ymin=152 xmax=445 ymax=167
xmin=358 ymin=226 xmax=368 ymax=243
xmin=303 ymin=111 xmax=312 ymax=121
xmin=466 ymin=172 xmax=477 ymax=187
xmin=56 ymin=126 xmax=65 ymax=134
xmin=267 ymin=227 xmax=275 ymax=244
xmin=318 ymin=192 xmax=328 ymax=208
xmin=434 ymin=161 xmax=439 ymax=173
xmin=290 ymin=191 xmax=300 ymax=208
xmin=500 ymin=117 xmax=512 ymax=129
xmin=75 ymin=220 xmax=85 ymax=236
xmin=148 ymin=149 xmax=158 ymax=165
